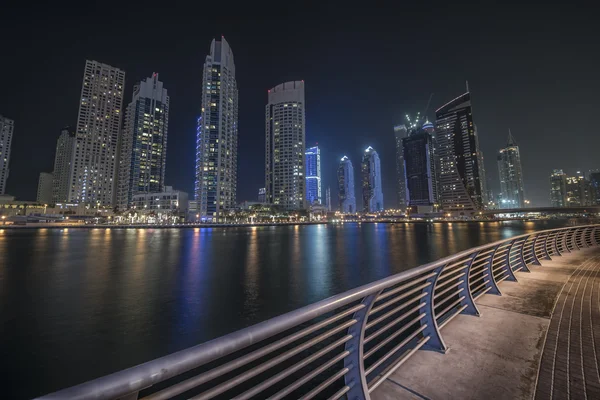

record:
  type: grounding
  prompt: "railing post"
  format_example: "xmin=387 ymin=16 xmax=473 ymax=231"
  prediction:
xmin=561 ymin=229 xmax=571 ymax=253
xmin=583 ymin=227 xmax=592 ymax=247
xmin=517 ymin=237 xmax=531 ymax=273
xmin=504 ymin=240 xmax=518 ymax=281
xmin=530 ymin=234 xmax=542 ymax=265
xmin=483 ymin=245 xmax=502 ymax=295
xmin=572 ymin=228 xmax=581 ymax=250
xmin=421 ymin=266 xmax=447 ymax=353
xmin=541 ymin=233 xmax=552 ymax=260
xmin=552 ymin=231 xmax=562 ymax=256
xmin=593 ymin=227 xmax=599 ymax=246
xmin=460 ymin=252 xmax=481 ymax=316
xmin=344 ymin=292 xmax=380 ymax=400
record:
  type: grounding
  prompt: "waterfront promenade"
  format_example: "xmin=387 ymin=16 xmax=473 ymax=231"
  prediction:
xmin=372 ymin=247 xmax=600 ymax=400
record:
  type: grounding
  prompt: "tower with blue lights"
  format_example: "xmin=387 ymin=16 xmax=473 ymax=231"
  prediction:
xmin=305 ymin=146 xmax=321 ymax=205
xmin=361 ymin=146 xmax=384 ymax=212
xmin=338 ymin=156 xmax=356 ymax=213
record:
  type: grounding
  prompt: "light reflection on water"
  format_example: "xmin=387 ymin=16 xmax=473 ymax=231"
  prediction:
xmin=0 ymin=220 xmax=571 ymax=398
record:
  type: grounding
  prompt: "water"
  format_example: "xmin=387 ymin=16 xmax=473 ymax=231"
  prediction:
xmin=0 ymin=220 xmax=570 ymax=398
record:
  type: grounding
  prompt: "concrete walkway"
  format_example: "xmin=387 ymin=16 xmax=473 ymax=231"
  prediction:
xmin=371 ymin=247 xmax=600 ymax=400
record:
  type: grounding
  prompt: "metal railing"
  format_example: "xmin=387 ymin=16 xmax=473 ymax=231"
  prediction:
xmin=39 ymin=224 xmax=600 ymax=400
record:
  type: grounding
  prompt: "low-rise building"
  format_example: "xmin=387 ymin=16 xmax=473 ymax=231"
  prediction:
xmin=131 ymin=186 xmax=188 ymax=217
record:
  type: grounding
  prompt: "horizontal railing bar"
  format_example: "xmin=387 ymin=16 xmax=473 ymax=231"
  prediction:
xmin=513 ymin=265 xmax=524 ymax=273
xmin=475 ymin=248 xmax=498 ymax=258
xmin=365 ymin=325 xmax=428 ymax=375
xmin=364 ymin=314 xmax=426 ymax=360
xmin=367 ymin=335 xmax=431 ymax=393
xmin=434 ymin=280 xmax=465 ymax=300
xmin=434 ymin=289 xmax=465 ymax=311
xmin=496 ymin=275 xmax=510 ymax=284
xmin=444 ymin=259 xmax=471 ymax=270
xmin=300 ymin=367 xmax=349 ymax=400
xmin=366 ymin=294 xmax=427 ymax=329
xmin=471 ymin=280 xmax=489 ymax=295
xmin=438 ymin=304 xmax=468 ymax=329
xmin=364 ymin=303 xmax=426 ymax=344
xmin=142 ymin=305 xmax=364 ymax=400
xmin=469 ymin=272 xmax=489 ymax=286
xmin=435 ymin=272 xmax=466 ymax=292
xmin=473 ymin=286 xmax=492 ymax=301
xmin=436 ymin=296 xmax=466 ymax=318
xmin=369 ymin=283 xmax=430 ymax=315
xmin=376 ymin=273 xmax=436 ymax=301
xmin=327 ymin=385 xmax=349 ymax=400
xmin=471 ymin=257 xmax=493 ymax=268
xmin=492 ymin=262 xmax=508 ymax=271
xmin=263 ymin=350 xmax=350 ymax=400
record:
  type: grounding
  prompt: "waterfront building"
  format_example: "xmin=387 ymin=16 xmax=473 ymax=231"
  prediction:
xmin=52 ymin=126 xmax=76 ymax=203
xmin=550 ymin=169 xmax=567 ymax=207
xmin=195 ymin=37 xmax=238 ymax=221
xmin=265 ymin=81 xmax=306 ymax=210
xmin=565 ymin=172 xmax=594 ymax=206
xmin=394 ymin=124 xmax=408 ymax=210
xmin=258 ymin=187 xmax=266 ymax=203
xmin=361 ymin=146 xmax=384 ymax=212
xmin=337 ymin=155 xmax=356 ymax=213
xmin=326 ymin=187 xmax=331 ymax=212
xmin=497 ymin=131 xmax=525 ymax=209
xmin=435 ymin=91 xmax=485 ymax=214
xmin=402 ymin=120 xmax=439 ymax=213
xmin=37 ymin=172 xmax=53 ymax=204
xmin=305 ymin=145 xmax=321 ymax=205
xmin=69 ymin=60 xmax=125 ymax=206
xmin=0 ymin=115 xmax=14 ymax=195
xmin=589 ymin=171 xmax=600 ymax=205
xmin=132 ymin=186 xmax=188 ymax=215
xmin=117 ymin=73 xmax=169 ymax=210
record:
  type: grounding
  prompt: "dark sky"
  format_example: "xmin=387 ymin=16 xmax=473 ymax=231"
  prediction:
xmin=1 ymin=5 xmax=598 ymax=207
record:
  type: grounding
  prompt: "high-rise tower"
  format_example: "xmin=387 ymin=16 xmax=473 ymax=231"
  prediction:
xmin=265 ymin=81 xmax=306 ymax=210
xmin=394 ymin=124 xmax=407 ymax=210
xmin=69 ymin=60 xmax=125 ymax=206
xmin=117 ymin=73 xmax=169 ymax=210
xmin=0 ymin=115 xmax=14 ymax=195
xmin=497 ymin=131 xmax=525 ymax=208
xmin=52 ymin=126 xmax=76 ymax=203
xmin=305 ymin=145 xmax=321 ymax=205
xmin=550 ymin=169 xmax=567 ymax=207
xmin=338 ymin=155 xmax=356 ymax=213
xmin=362 ymin=146 xmax=384 ymax=212
xmin=195 ymin=37 xmax=238 ymax=221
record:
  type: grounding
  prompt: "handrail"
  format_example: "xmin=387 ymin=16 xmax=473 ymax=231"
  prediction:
xmin=38 ymin=224 xmax=600 ymax=400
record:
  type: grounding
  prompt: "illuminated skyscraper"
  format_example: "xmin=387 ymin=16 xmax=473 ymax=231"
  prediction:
xmin=52 ymin=126 xmax=76 ymax=203
xmin=394 ymin=124 xmax=407 ymax=210
xmin=69 ymin=60 xmax=125 ymax=206
xmin=362 ymin=146 xmax=384 ymax=212
xmin=265 ymin=81 xmax=306 ymax=210
xmin=338 ymin=156 xmax=356 ymax=213
xmin=435 ymin=91 xmax=485 ymax=214
xmin=0 ymin=115 xmax=14 ymax=195
xmin=305 ymin=145 xmax=321 ymax=205
xmin=195 ymin=37 xmax=238 ymax=221
xmin=497 ymin=131 xmax=525 ymax=209
xmin=117 ymin=73 xmax=169 ymax=210
xmin=550 ymin=169 xmax=567 ymax=207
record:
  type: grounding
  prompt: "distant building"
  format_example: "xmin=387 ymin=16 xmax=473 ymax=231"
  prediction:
xmin=265 ymin=81 xmax=306 ymax=210
xmin=69 ymin=60 xmax=125 ymax=206
xmin=589 ymin=171 xmax=600 ymax=205
xmin=362 ymin=146 xmax=384 ymax=212
xmin=305 ymin=146 xmax=321 ymax=205
xmin=565 ymin=172 xmax=594 ymax=206
xmin=52 ymin=126 xmax=76 ymax=203
xmin=37 ymin=172 xmax=53 ymax=204
xmin=195 ymin=37 xmax=238 ymax=221
xmin=394 ymin=124 xmax=407 ymax=210
xmin=497 ymin=131 xmax=525 ymax=209
xmin=0 ymin=115 xmax=14 ymax=195
xmin=338 ymin=156 xmax=356 ymax=213
xmin=258 ymin=187 xmax=266 ymax=203
xmin=117 ymin=73 xmax=169 ymax=210
xmin=132 ymin=186 xmax=188 ymax=215
xmin=550 ymin=169 xmax=567 ymax=207
xmin=326 ymin=187 xmax=331 ymax=212
xmin=435 ymin=91 xmax=485 ymax=214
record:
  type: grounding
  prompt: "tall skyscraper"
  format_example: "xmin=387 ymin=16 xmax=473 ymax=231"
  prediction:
xmin=589 ymin=171 xmax=600 ymax=205
xmin=435 ymin=91 xmax=485 ymax=213
xmin=550 ymin=169 xmax=567 ymax=207
xmin=362 ymin=146 xmax=384 ymax=212
xmin=565 ymin=171 xmax=594 ymax=206
xmin=326 ymin=187 xmax=331 ymax=212
xmin=394 ymin=124 xmax=407 ymax=210
xmin=0 ymin=115 xmax=14 ymax=195
xmin=305 ymin=145 xmax=321 ymax=205
xmin=338 ymin=155 xmax=356 ymax=213
xmin=402 ymin=121 xmax=439 ymax=212
xmin=52 ymin=126 xmax=76 ymax=203
xmin=117 ymin=73 xmax=169 ymax=210
xmin=265 ymin=81 xmax=306 ymax=210
xmin=497 ymin=131 xmax=525 ymax=209
xmin=195 ymin=37 xmax=238 ymax=221
xmin=37 ymin=172 xmax=53 ymax=204
xmin=69 ymin=60 xmax=125 ymax=206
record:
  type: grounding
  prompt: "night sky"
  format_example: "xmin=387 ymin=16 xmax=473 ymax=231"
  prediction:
xmin=1 ymin=5 xmax=598 ymax=207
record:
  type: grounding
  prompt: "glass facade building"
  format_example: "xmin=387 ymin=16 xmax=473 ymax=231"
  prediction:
xmin=52 ymin=126 xmax=75 ymax=203
xmin=394 ymin=124 xmax=407 ymax=210
xmin=497 ymin=132 xmax=525 ymax=209
xmin=0 ymin=115 xmax=14 ymax=195
xmin=361 ymin=146 xmax=384 ymax=212
xmin=550 ymin=169 xmax=567 ymax=207
xmin=305 ymin=146 xmax=321 ymax=205
xmin=337 ymin=156 xmax=356 ymax=213
xmin=403 ymin=128 xmax=438 ymax=209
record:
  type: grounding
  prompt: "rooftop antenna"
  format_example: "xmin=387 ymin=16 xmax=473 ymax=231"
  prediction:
xmin=423 ymin=93 xmax=434 ymax=119
xmin=466 ymin=80 xmax=470 ymax=93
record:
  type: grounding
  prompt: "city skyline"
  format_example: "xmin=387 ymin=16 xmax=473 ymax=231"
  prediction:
xmin=1 ymin=9 xmax=599 ymax=207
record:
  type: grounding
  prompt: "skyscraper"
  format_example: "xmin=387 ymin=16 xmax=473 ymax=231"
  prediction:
xmin=362 ymin=146 xmax=384 ymax=212
xmin=265 ymin=81 xmax=306 ymax=210
xmin=589 ymin=171 xmax=600 ymax=205
xmin=550 ymin=169 xmax=567 ymax=207
xmin=565 ymin=172 xmax=594 ymax=206
xmin=69 ymin=60 xmax=125 ymax=206
xmin=37 ymin=172 xmax=53 ymax=204
xmin=52 ymin=126 xmax=76 ymax=203
xmin=338 ymin=156 xmax=356 ymax=213
xmin=117 ymin=73 xmax=169 ymax=210
xmin=394 ymin=124 xmax=408 ymax=210
xmin=435 ymin=92 xmax=485 ymax=213
xmin=195 ymin=37 xmax=238 ymax=221
xmin=497 ymin=131 xmax=525 ymax=209
xmin=305 ymin=145 xmax=321 ymax=205
xmin=0 ymin=115 xmax=14 ymax=195
xmin=402 ymin=121 xmax=438 ymax=212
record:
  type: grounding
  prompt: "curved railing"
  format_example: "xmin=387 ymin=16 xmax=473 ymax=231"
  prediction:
xmin=39 ymin=224 xmax=600 ymax=400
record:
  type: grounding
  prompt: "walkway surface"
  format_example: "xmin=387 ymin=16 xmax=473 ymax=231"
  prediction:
xmin=371 ymin=247 xmax=600 ymax=400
